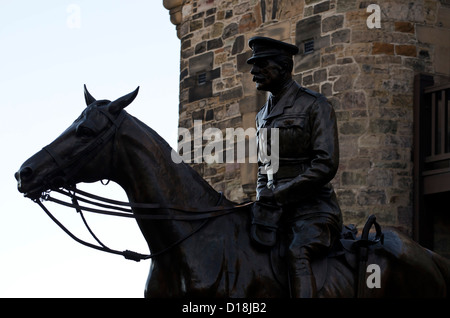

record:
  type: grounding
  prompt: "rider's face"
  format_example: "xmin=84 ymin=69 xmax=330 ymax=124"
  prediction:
xmin=250 ymin=58 xmax=284 ymax=93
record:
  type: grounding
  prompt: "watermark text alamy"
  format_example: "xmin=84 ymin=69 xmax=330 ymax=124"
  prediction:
xmin=171 ymin=120 xmax=279 ymax=174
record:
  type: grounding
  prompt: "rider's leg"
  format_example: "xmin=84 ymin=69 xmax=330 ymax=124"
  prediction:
xmin=287 ymin=216 xmax=340 ymax=298
xmin=288 ymin=249 xmax=317 ymax=298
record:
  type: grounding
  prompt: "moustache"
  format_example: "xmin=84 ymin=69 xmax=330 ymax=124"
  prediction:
xmin=253 ymin=76 xmax=265 ymax=83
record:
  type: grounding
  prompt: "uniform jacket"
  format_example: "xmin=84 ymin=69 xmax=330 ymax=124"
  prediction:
xmin=256 ymin=80 xmax=341 ymax=220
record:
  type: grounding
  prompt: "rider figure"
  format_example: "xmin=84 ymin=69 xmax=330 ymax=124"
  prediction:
xmin=247 ymin=36 xmax=343 ymax=298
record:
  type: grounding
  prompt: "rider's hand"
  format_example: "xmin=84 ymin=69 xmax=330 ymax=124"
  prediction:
xmin=257 ymin=186 xmax=278 ymax=205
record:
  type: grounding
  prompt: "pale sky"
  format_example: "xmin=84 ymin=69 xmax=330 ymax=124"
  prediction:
xmin=0 ymin=1 xmax=180 ymax=297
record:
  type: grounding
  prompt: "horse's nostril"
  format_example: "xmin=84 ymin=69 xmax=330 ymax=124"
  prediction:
xmin=14 ymin=171 xmax=19 ymax=181
xmin=19 ymin=167 xmax=34 ymax=180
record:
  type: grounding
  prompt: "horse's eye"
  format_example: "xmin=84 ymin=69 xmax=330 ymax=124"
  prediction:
xmin=76 ymin=125 xmax=95 ymax=138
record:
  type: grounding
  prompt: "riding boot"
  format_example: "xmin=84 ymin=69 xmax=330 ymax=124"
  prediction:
xmin=289 ymin=258 xmax=317 ymax=298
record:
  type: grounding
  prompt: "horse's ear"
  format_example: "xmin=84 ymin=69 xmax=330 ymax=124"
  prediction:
xmin=108 ymin=86 xmax=139 ymax=114
xmin=84 ymin=84 xmax=96 ymax=106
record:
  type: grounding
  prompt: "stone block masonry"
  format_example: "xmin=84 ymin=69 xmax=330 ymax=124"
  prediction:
xmin=164 ymin=0 xmax=450 ymax=235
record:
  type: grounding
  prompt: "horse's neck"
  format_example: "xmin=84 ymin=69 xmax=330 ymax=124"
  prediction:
xmin=113 ymin=115 xmax=222 ymax=209
xmin=111 ymin=115 xmax=231 ymax=262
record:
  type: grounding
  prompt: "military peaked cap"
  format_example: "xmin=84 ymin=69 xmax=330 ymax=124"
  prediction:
xmin=247 ymin=36 xmax=299 ymax=64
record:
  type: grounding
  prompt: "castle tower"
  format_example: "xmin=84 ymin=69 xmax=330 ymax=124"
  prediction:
xmin=164 ymin=0 xmax=450 ymax=256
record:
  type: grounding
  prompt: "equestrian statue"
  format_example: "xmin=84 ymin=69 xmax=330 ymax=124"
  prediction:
xmin=14 ymin=83 xmax=450 ymax=297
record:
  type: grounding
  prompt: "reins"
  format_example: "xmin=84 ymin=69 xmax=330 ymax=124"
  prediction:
xmin=35 ymin=187 xmax=252 ymax=261
xmin=30 ymin=106 xmax=253 ymax=261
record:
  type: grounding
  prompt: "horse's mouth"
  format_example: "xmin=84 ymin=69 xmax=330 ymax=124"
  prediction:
xmin=21 ymin=181 xmax=68 ymax=200
xmin=16 ymin=170 xmax=68 ymax=200
xmin=18 ymin=183 xmax=47 ymax=200
xmin=25 ymin=190 xmax=45 ymax=200
xmin=16 ymin=176 xmax=52 ymax=200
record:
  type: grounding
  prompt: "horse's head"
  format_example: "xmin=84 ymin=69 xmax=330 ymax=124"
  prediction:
xmin=15 ymin=85 xmax=139 ymax=200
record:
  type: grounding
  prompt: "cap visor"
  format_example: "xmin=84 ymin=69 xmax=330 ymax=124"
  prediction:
xmin=246 ymin=53 xmax=279 ymax=64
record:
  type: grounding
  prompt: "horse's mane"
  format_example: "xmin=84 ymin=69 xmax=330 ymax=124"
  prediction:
xmin=130 ymin=114 xmax=174 ymax=153
xmin=128 ymin=113 xmax=221 ymax=199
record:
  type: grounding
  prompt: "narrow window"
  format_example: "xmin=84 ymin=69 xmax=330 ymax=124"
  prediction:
xmin=304 ymin=39 xmax=314 ymax=54
xmin=197 ymin=73 xmax=207 ymax=85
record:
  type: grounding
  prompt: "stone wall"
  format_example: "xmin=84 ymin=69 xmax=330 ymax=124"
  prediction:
xmin=164 ymin=0 xmax=450 ymax=234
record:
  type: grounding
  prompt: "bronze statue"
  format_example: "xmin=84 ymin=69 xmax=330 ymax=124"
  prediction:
xmin=248 ymin=36 xmax=342 ymax=297
xmin=15 ymin=86 xmax=450 ymax=297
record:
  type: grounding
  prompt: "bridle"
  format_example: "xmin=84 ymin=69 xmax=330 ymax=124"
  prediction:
xmin=32 ymin=107 xmax=252 ymax=261
xmin=41 ymin=105 xmax=125 ymax=189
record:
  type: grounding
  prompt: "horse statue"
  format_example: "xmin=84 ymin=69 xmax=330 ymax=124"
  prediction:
xmin=15 ymin=86 xmax=450 ymax=297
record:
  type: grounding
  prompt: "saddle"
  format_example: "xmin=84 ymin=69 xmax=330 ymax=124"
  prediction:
xmin=270 ymin=215 xmax=384 ymax=295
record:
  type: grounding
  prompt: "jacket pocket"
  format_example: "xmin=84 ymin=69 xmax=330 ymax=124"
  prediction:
xmin=272 ymin=114 xmax=310 ymax=156
xmin=272 ymin=114 xmax=307 ymax=129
